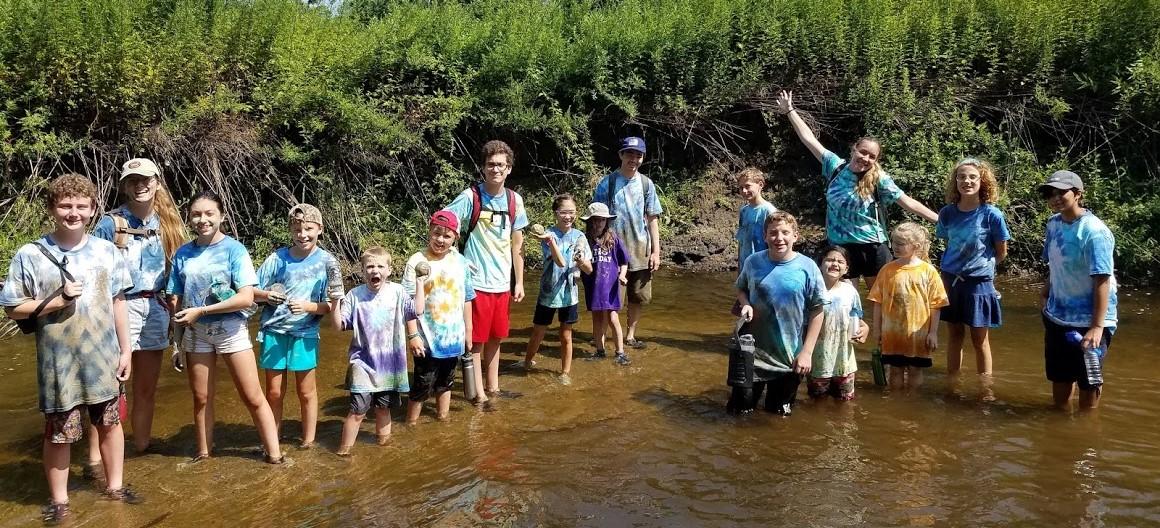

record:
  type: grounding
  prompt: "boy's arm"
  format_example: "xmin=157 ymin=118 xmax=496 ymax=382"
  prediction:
xmin=793 ymin=306 xmax=825 ymax=374
xmin=994 ymin=240 xmax=1009 ymax=266
xmin=463 ymin=300 xmax=473 ymax=352
xmin=331 ymin=297 xmax=346 ymax=332
xmin=735 ymin=288 xmax=754 ymax=321
xmin=512 ymin=229 xmax=526 ymax=303
xmin=406 ymin=316 xmax=424 ymax=357
xmin=4 ymin=291 xmax=78 ymax=319
xmin=1084 ymin=275 xmax=1112 ymax=350
xmin=647 ymin=215 xmax=661 ymax=271
xmin=413 ymin=275 xmax=427 ymax=315
xmin=112 ymin=293 xmax=132 ymax=381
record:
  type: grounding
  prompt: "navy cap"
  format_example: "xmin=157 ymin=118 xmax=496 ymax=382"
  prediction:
xmin=1038 ymin=170 xmax=1084 ymax=192
xmin=619 ymin=136 xmax=646 ymax=154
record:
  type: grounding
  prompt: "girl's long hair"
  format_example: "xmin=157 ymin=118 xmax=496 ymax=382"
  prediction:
xmin=851 ymin=137 xmax=882 ymax=199
xmin=151 ymin=183 xmax=188 ymax=265
xmin=891 ymin=222 xmax=931 ymax=261
xmin=585 ymin=217 xmax=615 ymax=250
xmin=944 ymin=158 xmax=1000 ymax=204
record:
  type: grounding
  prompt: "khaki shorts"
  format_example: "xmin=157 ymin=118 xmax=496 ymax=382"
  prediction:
xmin=182 ymin=317 xmax=253 ymax=354
xmin=625 ymin=269 xmax=653 ymax=305
xmin=44 ymin=397 xmax=121 ymax=444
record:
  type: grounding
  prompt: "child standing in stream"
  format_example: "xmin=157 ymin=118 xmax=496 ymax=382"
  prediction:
xmin=809 ymin=246 xmax=869 ymax=400
xmin=580 ymin=203 xmax=630 ymax=365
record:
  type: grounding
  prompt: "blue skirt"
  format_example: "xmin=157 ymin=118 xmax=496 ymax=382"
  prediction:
xmin=940 ymin=272 xmax=1002 ymax=328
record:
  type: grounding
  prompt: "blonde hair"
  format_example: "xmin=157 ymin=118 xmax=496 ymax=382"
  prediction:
xmin=851 ymin=137 xmax=882 ymax=199
xmin=763 ymin=210 xmax=799 ymax=234
xmin=736 ymin=167 xmax=766 ymax=186
xmin=891 ymin=222 xmax=931 ymax=261
xmin=945 ymin=158 xmax=1000 ymax=205
xmin=360 ymin=246 xmax=392 ymax=267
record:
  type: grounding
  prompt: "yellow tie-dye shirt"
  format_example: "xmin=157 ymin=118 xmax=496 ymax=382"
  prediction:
xmin=868 ymin=260 xmax=949 ymax=359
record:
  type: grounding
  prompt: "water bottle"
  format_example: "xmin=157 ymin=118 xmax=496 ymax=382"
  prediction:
xmin=326 ymin=261 xmax=345 ymax=300
xmin=210 ymin=278 xmax=235 ymax=303
xmin=460 ymin=352 xmax=479 ymax=402
xmin=871 ymin=347 xmax=887 ymax=386
xmin=726 ymin=327 xmax=755 ymax=388
xmin=1065 ymin=330 xmax=1103 ymax=385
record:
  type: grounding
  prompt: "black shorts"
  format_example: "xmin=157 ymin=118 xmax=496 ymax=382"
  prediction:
xmin=533 ymin=303 xmax=579 ymax=326
xmin=1043 ymin=314 xmax=1112 ymax=390
xmin=409 ymin=355 xmax=458 ymax=401
xmin=349 ymin=391 xmax=400 ymax=415
xmin=837 ymin=241 xmax=892 ymax=279
xmin=880 ymin=354 xmax=933 ymax=368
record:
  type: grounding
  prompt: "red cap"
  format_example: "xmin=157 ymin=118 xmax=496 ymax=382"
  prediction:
xmin=430 ymin=210 xmax=459 ymax=233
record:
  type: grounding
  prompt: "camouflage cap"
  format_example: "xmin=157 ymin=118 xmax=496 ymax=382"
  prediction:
xmin=289 ymin=203 xmax=324 ymax=225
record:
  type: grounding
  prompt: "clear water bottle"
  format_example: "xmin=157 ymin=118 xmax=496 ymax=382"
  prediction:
xmin=1065 ymin=330 xmax=1103 ymax=385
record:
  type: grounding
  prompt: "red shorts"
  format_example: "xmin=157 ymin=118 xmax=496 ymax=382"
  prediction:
xmin=472 ymin=290 xmax=511 ymax=344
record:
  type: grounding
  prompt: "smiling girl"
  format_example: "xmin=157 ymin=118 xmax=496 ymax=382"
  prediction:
xmin=166 ymin=191 xmax=283 ymax=464
xmin=809 ymin=246 xmax=868 ymax=401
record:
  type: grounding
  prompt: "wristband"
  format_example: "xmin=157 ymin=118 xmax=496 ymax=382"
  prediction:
xmin=407 ymin=332 xmax=422 ymax=340
xmin=61 ymin=292 xmax=78 ymax=301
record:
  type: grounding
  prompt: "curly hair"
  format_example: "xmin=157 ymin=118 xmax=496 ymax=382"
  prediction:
xmin=481 ymin=140 xmax=514 ymax=166
xmin=945 ymin=158 xmax=1000 ymax=204
xmin=45 ymin=173 xmax=97 ymax=209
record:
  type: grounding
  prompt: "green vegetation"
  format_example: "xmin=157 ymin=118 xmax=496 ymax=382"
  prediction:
xmin=1 ymin=0 xmax=1158 ymax=280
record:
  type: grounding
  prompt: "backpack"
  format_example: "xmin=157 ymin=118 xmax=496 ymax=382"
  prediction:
xmin=13 ymin=242 xmax=76 ymax=334
xmin=827 ymin=162 xmax=891 ymax=247
xmin=602 ymin=172 xmax=655 ymax=218
xmin=460 ymin=184 xmax=519 ymax=293
xmin=107 ymin=210 xmax=159 ymax=250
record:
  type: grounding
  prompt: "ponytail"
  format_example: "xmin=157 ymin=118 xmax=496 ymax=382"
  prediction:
xmin=152 ymin=184 xmax=188 ymax=265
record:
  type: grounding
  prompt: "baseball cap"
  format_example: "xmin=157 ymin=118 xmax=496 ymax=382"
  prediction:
xmin=580 ymin=202 xmax=616 ymax=220
xmin=120 ymin=158 xmax=161 ymax=180
xmin=430 ymin=210 xmax=459 ymax=233
xmin=619 ymin=136 xmax=646 ymax=154
xmin=289 ymin=203 xmax=324 ymax=225
xmin=1038 ymin=170 xmax=1084 ymax=193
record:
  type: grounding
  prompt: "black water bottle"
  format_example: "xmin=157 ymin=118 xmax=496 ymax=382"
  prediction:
xmin=727 ymin=329 xmax=755 ymax=388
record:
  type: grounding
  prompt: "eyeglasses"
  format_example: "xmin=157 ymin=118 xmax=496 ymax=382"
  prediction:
xmin=485 ymin=162 xmax=509 ymax=170
xmin=1040 ymin=188 xmax=1075 ymax=199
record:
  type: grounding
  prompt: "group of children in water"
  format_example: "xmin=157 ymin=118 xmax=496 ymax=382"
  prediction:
xmin=0 ymin=124 xmax=1120 ymax=521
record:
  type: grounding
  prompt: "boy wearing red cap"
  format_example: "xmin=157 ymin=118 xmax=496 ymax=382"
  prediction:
xmin=403 ymin=211 xmax=476 ymax=421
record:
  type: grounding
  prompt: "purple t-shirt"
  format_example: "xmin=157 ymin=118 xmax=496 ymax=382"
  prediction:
xmin=582 ymin=237 xmax=628 ymax=311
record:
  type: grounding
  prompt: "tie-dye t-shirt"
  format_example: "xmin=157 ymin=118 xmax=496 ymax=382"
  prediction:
xmin=445 ymin=185 xmax=529 ymax=294
xmin=1042 ymin=211 xmax=1118 ymax=330
xmin=735 ymin=252 xmax=829 ymax=376
xmin=339 ymin=283 xmax=415 ymax=393
xmin=593 ymin=171 xmax=664 ymax=272
xmin=936 ymin=204 xmax=1011 ymax=278
xmin=820 ymin=150 xmax=904 ymax=244
xmin=166 ymin=236 xmax=258 ymax=324
xmin=868 ymin=260 xmax=950 ymax=358
xmin=92 ymin=207 xmax=167 ymax=294
xmin=537 ymin=227 xmax=591 ymax=308
xmin=401 ymin=251 xmax=476 ymax=360
xmin=811 ymin=281 xmax=863 ymax=379
xmin=0 ymin=236 xmax=132 ymax=412
xmin=255 ymin=247 xmax=342 ymax=340
xmin=736 ymin=201 xmax=778 ymax=269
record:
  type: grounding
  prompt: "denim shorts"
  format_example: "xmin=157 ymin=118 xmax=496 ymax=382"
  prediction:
xmin=127 ymin=295 xmax=170 ymax=351
xmin=182 ymin=317 xmax=252 ymax=354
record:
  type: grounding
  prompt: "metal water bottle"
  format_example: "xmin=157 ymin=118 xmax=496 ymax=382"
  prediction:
xmin=460 ymin=352 xmax=479 ymax=401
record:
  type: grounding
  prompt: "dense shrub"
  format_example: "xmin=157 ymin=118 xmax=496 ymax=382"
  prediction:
xmin=1 ymin=0 xmax=1157 ymax=281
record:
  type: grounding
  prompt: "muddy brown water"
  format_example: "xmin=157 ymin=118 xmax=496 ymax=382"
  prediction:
xmin=0 ymin=272 xmax=1158 ymax=527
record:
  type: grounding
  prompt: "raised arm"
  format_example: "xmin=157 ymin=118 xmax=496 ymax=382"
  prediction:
xmin=776 ymin=90 xmax=825 ymax=162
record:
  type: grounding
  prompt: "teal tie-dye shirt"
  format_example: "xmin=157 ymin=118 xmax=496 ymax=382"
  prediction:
xmin=537 ymin=226 xmax=591 ymax=308
xmin=735 ymin=252 xmax=830 ymax=377
xmin=166 ymin=236 xmax=258 ymax=324
xmin=821 ymin=150 xmax=903 ymax=244
xmin=401 ymin=251 xmax=476 ymax=360
xmin=256 ymin=247 xmax=342 ymax=340
xmin=1042 ymin=211 xmax=1118 ymax=330
xmin=736 ymin=201 xmax=777 ymax=269
xmin=0 ymin=236 xmax=132 ymax=412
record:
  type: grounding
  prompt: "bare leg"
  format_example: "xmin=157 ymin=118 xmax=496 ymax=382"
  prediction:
xmin=130 ymin=349 xmax=163 ymax=452
xmin=264 ymin=369 xmax=286 ymax=439
xmin=483 ymin=338 xmax=502 ymax=393
xmin=374 ymin=407 xmax=392 ymax=443
xmin=626 ymin=302 xmax=643 ymax=342
xmin=524 ymin=325 xmax=548 ymax=366
xmin=1078 ymin=388 xmax=1101 ymax=409
xmin=296 ymin=369 xmax=318 ymax=445
xmin=187 ymin=353 xmax=217 ymax=458
xmin=338 ymin=413 xmax=364 ymax=454
xmin=946 ymin=323 xmax=966 ymax=376
xmin=969 ymin=327 xmax=993 ymax=375
xmin=592 ymin=311 xmax=607 ymax=352
xmin=471 ymin=346 xmax=487 ymax=403
xmin=406 ymin=399 xmax=422 ymax=425
xmin=95 ymin=422 xmax=126 ymax=490
xmin=223 ymin=350 xmax=282 ymax=459
xmin=44 ymin=441 xmax=70 ymax=504
xmin=560 ymin=323 xmax=574 ymax=375
xmin=607 ymin=310 xmax=625 ymax=353
xmin=1053 ymin=381 xmax=1075 ymax=410
xmin=909 ymin=366 xmax=924 ymax=389
xmin=888 ymin=365 xmax=905 ymax=389
xmin=87 ymin=423 xmax=101 ymax=467
xmin=435 ymin=391 xmax=452 ymax=419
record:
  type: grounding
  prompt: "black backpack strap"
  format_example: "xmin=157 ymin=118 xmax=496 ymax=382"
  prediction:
xmin=827 ymin=162 xmax=848 ymax=186
xmin=33 ymin=242 xmax=75 ymax=283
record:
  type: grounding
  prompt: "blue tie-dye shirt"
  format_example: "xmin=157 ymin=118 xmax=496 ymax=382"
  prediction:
xmin=736 ymin=201 xmax=778 ymax=269
xmin=445 ymin=185 xmax=530 ymax=294
xmin=538 ymin=226 xmax=591 ymax=309
xmin=0 ymin=236 xmax=132 ymax=412
xmin=593 ymin=170 xmax=664 ymax=272
xmin=166 ymin=236 xmax=258 ymax=324
xmin=92 ymin=207 xmax=166 ymax=294
xmin=735 ymin=252 xmax=830 ymax=376
xmin=821 ymin=150 xmax=904 ymax=244
xmin=1042 ymin=211 xmax=1118 ymax=330
xmin=936 ymin=204 xmax=1011 ymax=279
xmin=255 ymin=247 xmax=341 ymax=340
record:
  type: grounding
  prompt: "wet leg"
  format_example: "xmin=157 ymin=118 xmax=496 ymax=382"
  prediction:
xmin=296 ymin=369 xmax=318 ymax=445
xmin=223 ymin=350 xmax=282 ymax=459
xmin=374 ymin=407 xmax=392 ymax=443
xmin=626 ymin=302 xmax=643 ymax=343
xmin=130 ymin=349 xmax=163 ymax=452
xmin=607 ymin=310 xmax=625 ymax=353
xmin=483 ymin=338 xmax=502 ymax=394
xmin=524 ymin=325 xmax=548 ymax=366
xmin=1052 ymin=381 xmax=1075 ymax=410
xmin=264 ymin=369 xmax=287 ymax=439
xmin=187 ymin=353 xmax=217 ymax=458
xmin=44 ymin=440 xmax=70 ymax=505
xmin=560 ymin=324 xmax=574 ymax=375
xmin=946 ymin=323 xmax=966 ymax=376
xmin=338 ymin=413 xmax=364 ymax=455
xmin=95 ymin=422 xmax=125 ymax=491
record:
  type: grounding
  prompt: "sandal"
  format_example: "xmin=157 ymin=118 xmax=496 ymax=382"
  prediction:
xmin=336 ymin=446 xmax=353 ymax=457
xmin=263 ymin=453 xmax=286 ymax=465
xmin=625 ymin=338 xmax=646 ymax=349
xmin=41 ymin=502 xmax=69 ymax=523
xmin=102 ymin=486 xmax=144 ymax=505
xmin=189 ymin=453 xmax=210 ymax=464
